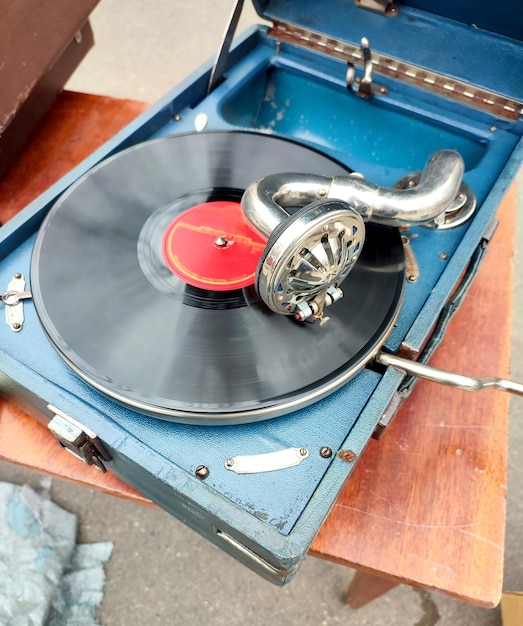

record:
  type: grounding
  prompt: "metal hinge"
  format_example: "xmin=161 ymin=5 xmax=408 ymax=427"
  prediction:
xmin=47 ymin=405 xmax=111 ymax=473
xmin=268 ymin=21 xmax=523 ymax=120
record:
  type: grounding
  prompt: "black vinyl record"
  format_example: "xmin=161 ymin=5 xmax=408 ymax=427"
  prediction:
xmin=31 ymin=131 xmax=405 ymax=424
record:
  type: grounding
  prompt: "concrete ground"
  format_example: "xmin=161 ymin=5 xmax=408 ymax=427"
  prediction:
xmin=1 ymin=2 xmax=522 ymax=625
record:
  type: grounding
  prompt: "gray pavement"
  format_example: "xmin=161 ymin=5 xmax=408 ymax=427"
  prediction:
xmin=1 ymin=2 xmax=522 ymax=625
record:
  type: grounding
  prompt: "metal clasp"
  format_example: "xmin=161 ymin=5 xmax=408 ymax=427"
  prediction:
xmin=1 ymin=273 xmax=31 ymax=332
xmin=355 ymin=0 xmax=398 ymax=16
xmin=401 ymin=233 xmax=420 ymax=284
xmin=346 ymin=38 xmax=388 ymax=98
xmin=47 ymin=405 xmax=112 ymax=473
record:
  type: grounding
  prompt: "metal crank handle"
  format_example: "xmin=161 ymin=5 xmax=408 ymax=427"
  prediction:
xmin=376 ymin=352 xmax=523 ymax=397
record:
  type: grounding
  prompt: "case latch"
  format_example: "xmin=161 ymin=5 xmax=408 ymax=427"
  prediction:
xmin=346 ymin=38 xmax=388 ymax=98
xmin=355 ymin=0 xmax=398 ymax=16
xmin=47 ymin=405 xmax=111 ymax=473
xmin=1 ymin=273 xmax=32 ymax=332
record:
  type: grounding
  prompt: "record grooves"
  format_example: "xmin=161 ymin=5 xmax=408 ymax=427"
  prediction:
xmin=31 ymin=131 xmax=405 ymax=424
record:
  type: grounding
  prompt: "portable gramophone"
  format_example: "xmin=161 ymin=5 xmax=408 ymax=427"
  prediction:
xmin=1 ymin=0 xmax=522 ymax=583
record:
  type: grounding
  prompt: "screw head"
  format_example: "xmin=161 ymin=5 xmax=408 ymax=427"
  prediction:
xmin=14 ymin=273 xmax=22 ymax=279
xmin=12 ymin=322 xmax=21 ymax=330
xmin=214 ymin=236 xmax=229 ymax=248
xmin=439 ymin=252 xmax=448 ymax=261
xmin=299 ymin=447 xmax=308 ymax=457
xmin=320 ymin=446 xmax=333 ymax=458
xmin=338 ymin=449 xmax=357 ymax=463
xmin=195 ymin=465 xmax=209 ymax=479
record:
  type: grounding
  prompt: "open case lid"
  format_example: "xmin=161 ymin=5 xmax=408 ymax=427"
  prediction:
xmin=250 ymin=0 xmax=523 ymax=118
xmin=396 ymin=1 xmax=522 ymax=40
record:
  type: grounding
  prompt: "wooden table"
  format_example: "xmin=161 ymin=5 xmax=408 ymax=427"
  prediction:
xmin=0 ymin=91 xmax=514 ymax=609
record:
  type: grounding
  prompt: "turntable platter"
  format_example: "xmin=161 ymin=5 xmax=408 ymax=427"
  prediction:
xmin=31 ymin=131 xmax=405 ymax=424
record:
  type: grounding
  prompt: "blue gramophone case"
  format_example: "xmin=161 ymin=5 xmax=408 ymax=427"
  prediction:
xmin=0 ymin=1 xmax=522 ymax=583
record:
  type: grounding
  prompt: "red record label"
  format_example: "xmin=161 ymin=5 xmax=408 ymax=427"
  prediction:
xmin=162 ymin=200 xmax=267 ymax=290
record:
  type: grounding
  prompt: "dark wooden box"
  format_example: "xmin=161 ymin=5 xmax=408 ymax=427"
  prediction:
xmin=0 ymin=0 xmax=99 ymax=179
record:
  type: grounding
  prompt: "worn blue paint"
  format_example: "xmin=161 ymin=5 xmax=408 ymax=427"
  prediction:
xmin=0 ymin=5 xmax=522 ymax=583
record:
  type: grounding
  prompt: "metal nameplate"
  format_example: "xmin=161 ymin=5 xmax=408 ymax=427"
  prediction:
xmin=225 ymin=447 xmax=309 ymax=474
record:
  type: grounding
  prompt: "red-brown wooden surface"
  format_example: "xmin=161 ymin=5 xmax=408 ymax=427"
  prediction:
xmin=0 ymin=91 xmax=514 ymax=607
xmin=311 ymin=183 xmax=515 ymax=607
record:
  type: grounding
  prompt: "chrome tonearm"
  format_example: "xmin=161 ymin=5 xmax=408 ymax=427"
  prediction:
xmin=241 ymin=150 xmax=475 ymax=322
